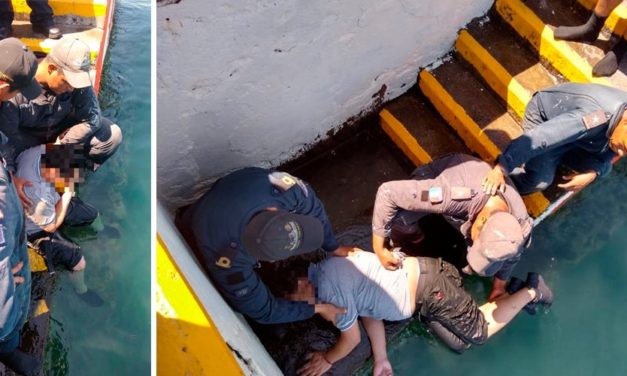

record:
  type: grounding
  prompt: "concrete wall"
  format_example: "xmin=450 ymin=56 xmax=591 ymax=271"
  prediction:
xmin=157 ymin=0 xmax=493 ymax=210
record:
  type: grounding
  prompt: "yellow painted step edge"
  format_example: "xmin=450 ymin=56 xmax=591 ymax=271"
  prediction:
xmin=419 ymin=70 xmax=500 ymax=163
xmin=20 ymin=38 xmax=98 ymax=62
xmin=455 ymin=30 xmax=531 ymax=120
xmin=28 ymin=248 xmax=47 ymax=273
xmin=419 ymin=70 xmax=550 ymax=217
xmin=496 ymin=0 xmax=609 ymax=85
xmin=380 ymin=109 xmax=432 ymax=166
xmin=157 ymin=235 xmax=243 ymax=376
xmin=522 ymin=192 xmax=551 ymax=218
xmin=578 ymin=0 xmax=627 ymax=36
xmin=12 ymin=0 xmax=107 ymax=18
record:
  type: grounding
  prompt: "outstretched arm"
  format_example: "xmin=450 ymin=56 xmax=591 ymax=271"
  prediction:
xmin=362 ymin=317 xmax=393 ymax=376
xmin=298 ymin=322 xmax=361 ymax=376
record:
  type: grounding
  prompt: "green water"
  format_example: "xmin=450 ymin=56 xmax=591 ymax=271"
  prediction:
xmin=359 ymin=161 xmax=627 ymax=376
xmin=43 ymin=1 xmax=151 ymax=375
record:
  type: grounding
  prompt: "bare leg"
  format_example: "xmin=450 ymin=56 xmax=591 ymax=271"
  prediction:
xmin=478 ymin=288 xmax=536 ymax=338
xmin=595 ymin=0 xmax=623 ymax=17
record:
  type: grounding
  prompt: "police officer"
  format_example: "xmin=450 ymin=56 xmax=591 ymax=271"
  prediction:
xmin=178 ymin=167 xmax=351 ymax=324
xmin=483 ymin=83 xmax=627 ymax=196
xmin=371 ymin=153 xmax=532 ymax=301
xmin=0 ymin=38 xmax=41 ymax=376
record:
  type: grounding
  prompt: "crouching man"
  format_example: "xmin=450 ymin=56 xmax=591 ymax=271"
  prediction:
xmin=281 ymin=250 xmax=552 ymax=376
xmin=16 ymin=144 xmax=104 ymax=306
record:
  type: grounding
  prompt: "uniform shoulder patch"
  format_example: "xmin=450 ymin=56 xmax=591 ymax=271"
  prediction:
xmin=268 ymin=171 xmax=298 ymax=191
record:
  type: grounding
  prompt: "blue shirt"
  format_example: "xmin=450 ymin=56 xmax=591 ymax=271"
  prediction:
xmin=181 ymin=167 xmax=339 ymax=324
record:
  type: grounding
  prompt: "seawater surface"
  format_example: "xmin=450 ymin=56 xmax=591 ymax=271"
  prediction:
xmin=359 ymin=162 xmax=627 ymax=376
xmin=43 ymin=1 xmax=151 ymax=375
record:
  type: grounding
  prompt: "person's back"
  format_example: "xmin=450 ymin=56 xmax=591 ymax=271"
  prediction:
xmin=314 ymin=251 xmax=412 ymax=330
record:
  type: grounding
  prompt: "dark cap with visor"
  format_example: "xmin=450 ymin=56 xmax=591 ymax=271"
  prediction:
xmin=243 ymin=210 xmax=324 ymax=261
xmin=0 ymin=38 xmax=41 ymax=100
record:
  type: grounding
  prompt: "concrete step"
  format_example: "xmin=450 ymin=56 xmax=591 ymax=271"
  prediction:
xmin=12 ymin=0 xmax=108 ymax=28
xmin=380 ymin=94 xmax=469 ymax=166
xmin=12 ymin=20 xmax=102 ymax=62
xmin=460 ymin=14 xmax=565 ymax=119
xmin=495 ymin=0 xmax=627 ymax=86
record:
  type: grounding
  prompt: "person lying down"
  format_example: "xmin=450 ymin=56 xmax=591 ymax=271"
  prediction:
xmin=282 ymin=250 xmax=552 ymax=376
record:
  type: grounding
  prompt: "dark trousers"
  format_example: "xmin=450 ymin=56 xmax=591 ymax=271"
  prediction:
xmin=28 ymin=197 xmax=97 ymax=270
xmin=0 ymin=0 xmax=53 ymax=27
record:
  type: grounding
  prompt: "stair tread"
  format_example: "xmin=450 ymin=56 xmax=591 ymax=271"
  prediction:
xmin=431 ymin=59 xmax=522 ymax=151
xmin=385 ymin=94 xmax=469 ymax=159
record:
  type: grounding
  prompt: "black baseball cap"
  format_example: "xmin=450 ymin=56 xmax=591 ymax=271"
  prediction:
xmin=0 ymin=38 xmax=41 ymax=100
xmin=243 ymin=210 xmax=324 ymax=261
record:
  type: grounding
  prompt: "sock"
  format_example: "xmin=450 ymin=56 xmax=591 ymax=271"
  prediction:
xmin=593 ymin=38 xmax=627 ymax=76
xmin=554 ymin=12 xmax=606 ymax=42
xmin=68 ymin=269 xmax=88 ymax=294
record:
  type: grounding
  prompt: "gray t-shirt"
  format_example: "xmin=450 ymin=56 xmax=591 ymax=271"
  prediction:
xmin=312 ymin=251 xmax=412 ymax=331
xmin=15 ymin=145 xmax=59 ymax=235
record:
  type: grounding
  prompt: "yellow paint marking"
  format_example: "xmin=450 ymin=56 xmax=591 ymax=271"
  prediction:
xmin=20 ymin=38 xmax=99 ymax=62
xmin=31 ymin=299 xmax=49 ymax=318
xmin=496 ymin=0 xmax=609 ymax=85
xmin=28 ymin=248 xmax=48 ymax=273
xmin=578 ymin=0 xmax=627 ymax=36
xmin=419 ymin=70 xmax=501 ymax=163
xmin=12 ymin=0 xmax=107 ymax=18
xmin=522 ymin=192 xmax=551 ymax=218
xmin=456 ymin=30 xmax=531 ymax=120
xmin=380 ymin=109 xmax=432 ymax=166
xmin=157 ymin=235 xmax=243 ymax=376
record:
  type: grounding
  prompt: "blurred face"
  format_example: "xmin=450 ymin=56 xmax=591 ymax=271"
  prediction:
xmin=46 ymin=64 xmax=73 ymax=95
xmin=609 ymin=110 xmax=627 ymax=158
xmin=40 ymin=166 xmax=84 ymax=190
xmin=287 ymin=277 xmax=315 ymax=304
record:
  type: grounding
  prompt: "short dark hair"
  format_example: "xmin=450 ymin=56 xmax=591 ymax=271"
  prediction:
xmin=41 ymin=143 xmax=92 ymax=178
xmin=260 ymin=253 xmax=322 ymax=298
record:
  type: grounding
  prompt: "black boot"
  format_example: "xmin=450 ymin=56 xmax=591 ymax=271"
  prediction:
xmin=31 ymin=23 xmax=62 ymax=39
xmin=554 ymin=12 xmax=606 ymax=43
xmin=0 ymin=348 xmax=42 ymax=376
xmin=593 ymin=38 xmax=627 ymax=77
xmin=526 ymin=272 xmax=554 ymax=309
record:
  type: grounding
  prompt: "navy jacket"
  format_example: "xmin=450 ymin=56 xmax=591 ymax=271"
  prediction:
xmin=181 ymin=167 xmax=339 ymax=324
xmin=0 ymin=163 xmax=31 ymax=348
xmin=0 ymin=86 xmax=102 ymax=172
xmin=500 ymin=83 xmax=627 ymax=177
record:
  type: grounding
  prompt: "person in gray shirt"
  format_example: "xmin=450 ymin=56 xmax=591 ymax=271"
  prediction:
xmin=371 ymin=153 xmax=532 ymax=302
xmin=279 ymin=250 xmax=552 ymax=376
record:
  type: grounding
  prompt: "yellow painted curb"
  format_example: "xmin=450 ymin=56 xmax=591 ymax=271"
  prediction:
xmin=456 ymin=30 xmax=531 ymax=119
xmin=419 ymin=70 xmax=501 ymax=163
xmin=380 ymin=109 xmax=432 ymax=166
xmin=20 ymin=38 xmax=99 ymax=62
xmin=157 ymin=235 xmax=243 ymax=376
xmin=12 ymin=0 xmax=107 ymax=18
xmin=496 ymin=0 xmax=609 ymax=85
xmin=28 ymin=248 xmax=48 ymax=273
xmin=578 ymin=0 xmax=627 ymax=36
xmin=31 ymin=299 xmax=50 ymax=318
xmin=522 ymin=192 xmax=551 ymax=218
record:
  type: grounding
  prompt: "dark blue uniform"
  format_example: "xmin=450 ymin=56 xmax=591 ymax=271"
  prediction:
xmin=180 ymin=167 xmax=339 ymax=324
xmin=499 ymin=83 xmax=627 ymax=194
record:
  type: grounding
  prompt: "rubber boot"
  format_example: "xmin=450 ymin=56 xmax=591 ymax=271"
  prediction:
xmin=593 ymin=38 xmax=627 ymax=77
xmin=554 ymin=13 xmax=606 ymax=43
